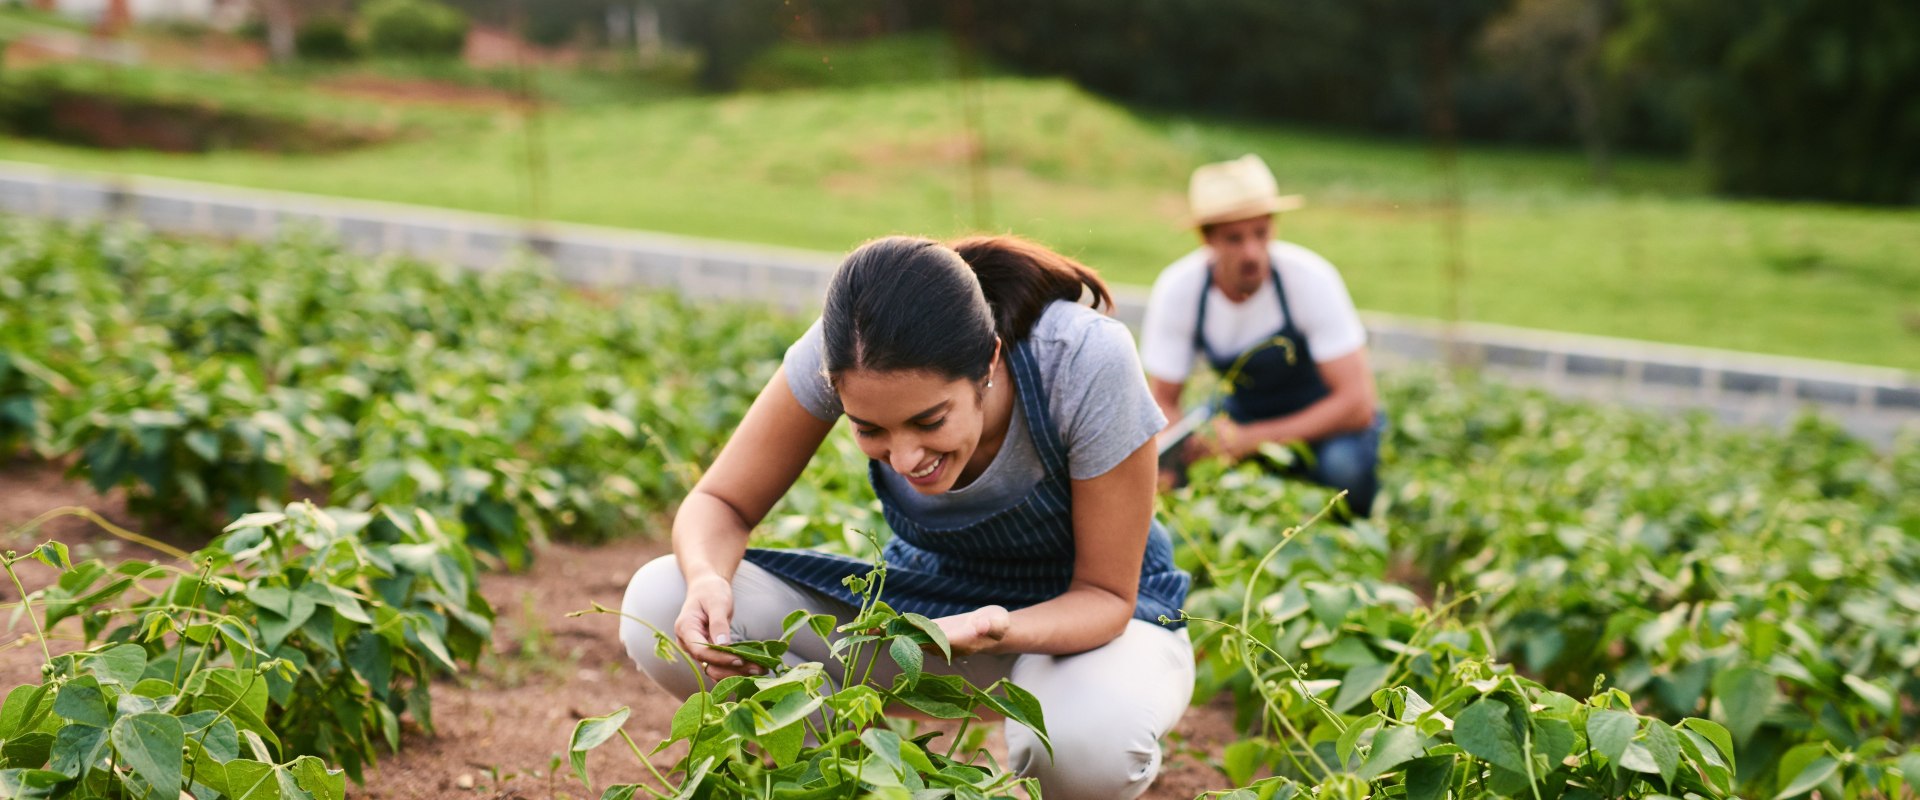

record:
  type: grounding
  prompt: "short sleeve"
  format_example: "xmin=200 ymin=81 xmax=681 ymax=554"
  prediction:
xmin=1052 ymin=315 xmax=1168 ymax=480
xmin=781 ymin=319 xmax=843 ymax=421
xmin=1138 ymin=254 xmax=1207 ymax=383
xmin=1277 ymin=245 xmax=1367 ymax=363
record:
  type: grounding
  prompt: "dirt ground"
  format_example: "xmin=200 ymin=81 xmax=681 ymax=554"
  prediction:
xmin=0 ymin=456 xmax=1241 ymax=799
xmin=316 ymin=75 xmax=536 ymax=111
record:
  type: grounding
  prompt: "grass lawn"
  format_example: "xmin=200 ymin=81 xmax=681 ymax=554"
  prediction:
xmin=2 ymin=38 xmax=1916 ymax=370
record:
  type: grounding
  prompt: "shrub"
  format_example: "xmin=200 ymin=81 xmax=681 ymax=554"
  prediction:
xmin=363 ymin=0 xmax=469 ymax=59
xmin=295 ymin=17 xmax=359 ymax=61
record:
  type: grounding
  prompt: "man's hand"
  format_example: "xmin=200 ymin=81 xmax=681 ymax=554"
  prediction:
xmin=931 ymin=605 xmax=1011 ymax=657
xmin=1185 ymin=418 xmax=1253 ymax=463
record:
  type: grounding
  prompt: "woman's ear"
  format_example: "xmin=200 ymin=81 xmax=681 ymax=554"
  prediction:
xmin=988 ymin=337 xmax=1003 ymax=389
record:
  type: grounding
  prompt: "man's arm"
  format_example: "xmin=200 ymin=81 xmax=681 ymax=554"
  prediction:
xmin=1225 ymin=347 xmax=1377 ymax=453
xmin=1148 ymin=377 xmax=1185 ymax=434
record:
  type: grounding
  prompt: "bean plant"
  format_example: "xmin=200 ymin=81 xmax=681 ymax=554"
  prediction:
xmin=570 ymin=558 xmax=1049 ymax=799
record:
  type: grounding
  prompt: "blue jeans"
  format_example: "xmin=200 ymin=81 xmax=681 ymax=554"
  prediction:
xmin=1286 ymin=412 xmax=1386 ymax=519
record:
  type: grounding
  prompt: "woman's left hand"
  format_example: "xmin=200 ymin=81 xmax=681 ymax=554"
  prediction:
xmin=932 ymin=605 xmax=1010 ymax=657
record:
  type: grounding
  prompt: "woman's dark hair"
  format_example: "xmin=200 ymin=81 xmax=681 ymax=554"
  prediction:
xmin=821 ymin=234 xmax=1114 ymax=382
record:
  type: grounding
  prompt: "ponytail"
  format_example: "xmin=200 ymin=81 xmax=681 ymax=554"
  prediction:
xmin=820 ymin=234 xmax=1114 ymax=383
xmin=949 ymin=235 xmax=1114 ymax=344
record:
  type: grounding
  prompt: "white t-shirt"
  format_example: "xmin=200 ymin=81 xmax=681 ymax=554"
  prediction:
xmin=1139 ymin=241 xmax=1366 ymax=383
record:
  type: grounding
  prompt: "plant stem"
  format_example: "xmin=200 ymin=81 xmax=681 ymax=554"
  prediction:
xmin=615 ymin=729 xmax=675 ymax=800
xmin=2 ymin=558 xmax=52 ymax=662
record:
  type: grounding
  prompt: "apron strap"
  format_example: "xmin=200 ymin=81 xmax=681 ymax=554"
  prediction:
xmin=1006 ymin=337 xmax=1071 ymax=478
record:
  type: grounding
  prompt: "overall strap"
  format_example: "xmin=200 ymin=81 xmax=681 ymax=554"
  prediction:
xmin=1268 ymin=263 xmax=1299 ymax=335
xmin=1005 ymin=337 xmax=1070 ymax=478
xmin=1192 ymin=269 xmax=1229 ymax=365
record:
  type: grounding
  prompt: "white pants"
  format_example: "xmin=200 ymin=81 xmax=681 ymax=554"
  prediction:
xmin=620 ymin=555 xmax=1195 ymax=800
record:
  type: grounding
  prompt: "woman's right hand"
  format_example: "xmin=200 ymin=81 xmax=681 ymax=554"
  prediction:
xmin=675 ymin=574 xmax=761 ymax=680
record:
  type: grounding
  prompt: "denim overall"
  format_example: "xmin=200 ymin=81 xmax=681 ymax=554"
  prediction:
xmin=744 ymin=337 xmax=1191 ymax=628
xmin=1195 ymin=264 xmax=1384 ymax=516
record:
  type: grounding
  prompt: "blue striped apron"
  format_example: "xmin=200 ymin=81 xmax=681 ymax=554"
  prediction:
xmin=743 ymin=337 xmax=1191 ymax=629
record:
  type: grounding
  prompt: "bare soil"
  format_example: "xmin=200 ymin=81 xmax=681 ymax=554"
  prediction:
xmin=316 ymin=75 xmax=535 ymax=111
xmin=0 ymin=458 xmax=1241 ymax=799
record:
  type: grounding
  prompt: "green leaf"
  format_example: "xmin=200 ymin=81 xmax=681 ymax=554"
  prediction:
xmin=570 ymin=707 xmax=631 ymax=786
xmin=1222 ymin=739 xmax=1263 ymax=786
xmin=49 ymin=724 xmax=107 ymax=778
xmin=111 ymin=712 xmax=185 ymax=800
xmin=224 ymin=758 xmax=282 ymax=800
xmin=1533 ymin=717 xmax=1576 ymax=767
xmin=705 ymin=640 xmax=787 ymax=670
xmin=995 ymin=681 xmax=1047 ymax=740
xmin=224 ymin=512 xmax=287 ymax=532
xmin=1677 ymin=728 xmax=1734 ymax=795
xmin=1358 ymin=726 xmax=1427 ymax=779
xmin=759 ymin=691 xmax=823 ymax=735
xmin=180 ymin=711 xmax=240 ymax=763
xmin=663 ymin=692 xmax=709 ymax=750
xmin=30 ymin=542 xmax=70 ymax=572
xmin=1587 ymin=709 xmax=1638 ymax=765
xmin=246 ymin=587 xmax=317 ymax=652
xmin=292 ymin=755 xmax=344 ymax=800
xmin=0 ymin=768 xmax=69 ymax=798
xmin=1332 ymin=662 xmax=1394 ymax=714
xmin=1403 ymin=755 xmax=1454 ymax=800
xmin=1711 ymin=665 xmax=1776 ymax=745
xmin=760 ymin=720 xmax=804 ymax=765
xmin=893 ymin=690 xmax=968 ymax=720
xmin=1680 ymin=718 xmax=1734 ymax=762
xmin=0 ymin=685 xmax=50 ymax=737
xmin=51 ymin=681 xmax=111 ymax=729
xmin=889 ymin=636 xmax=924 ymax=686
xmin=1 ymin=732 xmax=53 ymax=769
xmin=898 ymin=613 xmax=951 ymax=662
xmin=1774 ymin=756 xmax=1838 ymax=800
xmin=1840 ymin=675 xmax=1894 ymax=718
xmin=88 ymin=643 xmax=148 ymax=686
xmin=1452 ymin=700 xmax=1527 ymax=774
xmin=190 ymin=669 xmax=276 ymax=752
xmin=860 ymin=728 xmax=906 ymax=776
xmin=1644 ymin=721 xmax=1681 ymax=786
xmin=406 ymin=621 xmax=460 ymax=674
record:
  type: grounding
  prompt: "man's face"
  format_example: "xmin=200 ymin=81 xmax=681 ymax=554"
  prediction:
xmin=1201 ymin=215 xmax=1273 ymax=302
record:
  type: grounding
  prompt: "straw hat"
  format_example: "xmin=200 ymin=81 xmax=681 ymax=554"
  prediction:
xmin=1188 ymin=154 xmax=1304 ymax=227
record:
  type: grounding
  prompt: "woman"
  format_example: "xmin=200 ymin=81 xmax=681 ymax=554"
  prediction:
xmin=621 ymin=235 xmax=1193 ymax=800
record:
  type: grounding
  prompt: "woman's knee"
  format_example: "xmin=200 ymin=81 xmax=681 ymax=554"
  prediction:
xmin=1007 ymin=710 xmax=1162 ymax=800
xmin=619 ymin=555 xmax=697 ymax=697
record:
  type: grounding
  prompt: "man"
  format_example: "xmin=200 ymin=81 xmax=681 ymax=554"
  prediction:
xmin=1139 ymin=154 xmax=1384 ymax=517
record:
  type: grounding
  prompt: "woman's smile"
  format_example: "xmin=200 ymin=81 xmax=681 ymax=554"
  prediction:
xmin=836 ymin=363 xmax=1013 ymax=495
xmin=904 ymin=454 xmax=946 ymax=485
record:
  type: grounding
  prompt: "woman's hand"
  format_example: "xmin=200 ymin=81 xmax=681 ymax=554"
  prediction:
xmin=932 ymin=605 xmax=1011 ymax=657
xmin=674 ymin=574 xmax=762 ymax=680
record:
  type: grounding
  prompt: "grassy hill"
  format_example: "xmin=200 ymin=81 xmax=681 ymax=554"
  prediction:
xmin=2 ymin=35 xmax=1916 ymax=369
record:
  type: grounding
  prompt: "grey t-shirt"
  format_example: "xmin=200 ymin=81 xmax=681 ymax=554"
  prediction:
xmin=783 ymin=300 xmax=1166 ymax=528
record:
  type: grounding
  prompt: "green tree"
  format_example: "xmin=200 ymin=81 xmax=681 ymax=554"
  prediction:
xmin=660 ymin=0 xmax=785 ymax=91
xmin=1611 ymin=0 xmax=1920 ymax=204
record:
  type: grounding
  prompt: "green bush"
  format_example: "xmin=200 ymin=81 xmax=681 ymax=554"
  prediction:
xmin=1610 ymin=0 xmax=1920 ymax=204
xmin=363 ymin=0 xmax=469 ymax=59
xmin=0 ymin=502 xmax=492 ymax=792
xmin=295 ymin=18 xmax=359 ymax=61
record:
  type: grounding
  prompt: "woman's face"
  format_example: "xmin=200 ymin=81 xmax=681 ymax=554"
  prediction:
xmin=836 ymin=368 xmax=987 ymax=495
